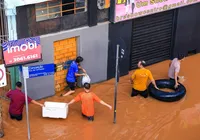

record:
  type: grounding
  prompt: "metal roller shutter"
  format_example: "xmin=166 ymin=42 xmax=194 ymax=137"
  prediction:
xmin=130 ymin=10 xmax=175 ymax=70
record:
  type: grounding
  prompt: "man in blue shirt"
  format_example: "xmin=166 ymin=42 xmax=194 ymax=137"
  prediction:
xmin=62 ymin=56 xmax=86 ymax=96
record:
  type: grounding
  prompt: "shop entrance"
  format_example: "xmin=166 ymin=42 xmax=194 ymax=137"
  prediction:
xmin=53 ymin=37 xmax=77 ymax=93
xmin=130 ymin=10 xmax=176 ymax=70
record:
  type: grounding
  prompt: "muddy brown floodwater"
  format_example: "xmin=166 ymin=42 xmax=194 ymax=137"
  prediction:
xmin=1 ymin=54 xmax=200 ymax=140
xmin=159 ymin=88 xmax=175 ymax=93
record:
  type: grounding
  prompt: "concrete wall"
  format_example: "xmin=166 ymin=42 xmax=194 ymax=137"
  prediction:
xmin=173 ymin=3 xmax=200 ymax=57
xmin=16 ymin=4 xmax=109 ymax=38
xmin=24 ymin=22 xmax=109 ymax=100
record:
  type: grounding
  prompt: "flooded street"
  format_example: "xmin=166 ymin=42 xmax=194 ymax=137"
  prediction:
xmin=1 ymin=54 xmax=200 ymax=140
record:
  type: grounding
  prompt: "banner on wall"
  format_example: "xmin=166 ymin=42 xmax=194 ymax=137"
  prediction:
xmin=2 ymin=36 xmax=42 ymax=67
xmin=111 ymin=0 xmax=200 ymax=23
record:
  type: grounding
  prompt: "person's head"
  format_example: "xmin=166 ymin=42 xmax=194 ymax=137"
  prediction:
xmin=84 ymin=83 xmax=91 ymax=92
xmin=137 ymin=60 xmax=146 ymax=68
xmin=75 ymin=56 xmax=83 ymax=64
xmin=177 ymin=54 xmax=185 ymax=61
xmin=16 ymin=81 xmax=22 ymax=90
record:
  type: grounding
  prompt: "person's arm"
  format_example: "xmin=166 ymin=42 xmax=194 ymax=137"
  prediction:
xmin=74 ymin=65 xmax=85 ymax=77
xmin=82 ymin=68 xmax=86 ymax=73
xmin=130 ymin=72 xmax=135 ymax=84
xmin=6 ymin=90 xmax=12 ymax=98
xmin=93 ymin=93 xmax=112 ymax=110
xmin=68 ymin=99 xmax=76 ymax=105
xmin=174 ymin=72 xmax=179 ymax=88
xmin=78 ymin=65 xmax=86 ymax=73
xmin=75 ymin=73 xmax=85 ymax=77
xmin=149 ymin=71 xmax=159 ymax=90
xmin=174 ymin=64 xmax=180 ymax=88
xmin=100 ymin=101 xmax=112 ymax=110
xmin=31 ymin=100 xmax=44 ymax=107
xmin=151 ymin=79 xmax=159 ymax=90
xmin=68 ymin=93 xmax=81 ymax=105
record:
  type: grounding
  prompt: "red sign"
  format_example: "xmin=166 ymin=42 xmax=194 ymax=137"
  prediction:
xmin=2 ymin=36 xmax=42 ymax=67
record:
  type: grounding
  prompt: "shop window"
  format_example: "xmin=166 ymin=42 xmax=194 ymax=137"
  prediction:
xmin=97 ymin=0 xmax=110 ymax=9
xmin=35 ymin=0 xmax=87 ymax=22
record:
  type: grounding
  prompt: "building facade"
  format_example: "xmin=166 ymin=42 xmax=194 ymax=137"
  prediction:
xmin=5 ymin=0 xmax=200 ymax=100
xmin=107 ymin=1 xmax=200 ymax=79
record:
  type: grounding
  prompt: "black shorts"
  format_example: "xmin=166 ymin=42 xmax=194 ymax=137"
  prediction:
xmin=82 ymin=114 xmax=94 ymax=121
xmin=131 ymin=88 xmax=148 ymax=98
xmin=170 ymin=77 xmax=179 ymax=82
xmin=67 ymin=81 xmax=75 ymax=90
xmin=10 ymin=113 xmax=22 ymax=121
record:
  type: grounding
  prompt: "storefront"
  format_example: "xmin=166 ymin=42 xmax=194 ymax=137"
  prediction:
xmin=24 ymin=23 xmax=109 ymax=100
xmin=11 ymin=0 xmax=110 ymax=99
xmin=107 ymin=0 xmax=200 ymax=79
xmin=130 ymin=10 xmax=176 ymax=69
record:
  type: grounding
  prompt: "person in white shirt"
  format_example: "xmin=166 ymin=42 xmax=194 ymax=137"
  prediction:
xmin=168 ymin=54 xmax=185 ymax=89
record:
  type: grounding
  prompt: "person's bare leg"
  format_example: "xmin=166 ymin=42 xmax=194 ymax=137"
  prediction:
xmin=62 ymin=90 xmax=75 ymax=97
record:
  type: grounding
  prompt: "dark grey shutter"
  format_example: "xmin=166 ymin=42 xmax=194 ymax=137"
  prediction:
xmin=130 ymin=10 xmax=175 ymax=70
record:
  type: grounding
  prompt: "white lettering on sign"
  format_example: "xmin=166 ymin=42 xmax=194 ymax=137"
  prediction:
xmin=7 ymin=41 xmax=38 ymax=53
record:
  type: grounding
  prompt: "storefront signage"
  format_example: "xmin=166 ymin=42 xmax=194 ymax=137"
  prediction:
xmin=22 ymin=63 xmax=55 ymax=79
xmin=2 ymin=36 xmax=42 ymax=67
xmin=112 ymin=0 xmax=200 ymax=23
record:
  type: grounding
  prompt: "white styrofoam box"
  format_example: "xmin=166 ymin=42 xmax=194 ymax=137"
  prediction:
xmin=42 ymin=101 xmax=68 ymax=119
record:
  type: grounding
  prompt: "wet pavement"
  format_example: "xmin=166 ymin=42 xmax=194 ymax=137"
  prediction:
xmin=1 ymin=54 xmax=200 ymax=140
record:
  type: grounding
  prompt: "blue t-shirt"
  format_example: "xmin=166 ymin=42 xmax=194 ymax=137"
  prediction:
xmin=66 ymin=61 xmax=78 ymax=82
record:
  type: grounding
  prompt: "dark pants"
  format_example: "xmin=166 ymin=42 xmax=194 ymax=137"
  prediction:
xmin=10 ymin=113 xmax=22 ymax=121
xmin=170 ymin=77 xmax=179 ymax=82
xmin=131 ymin=88 xmax=148 ymax=98
xmin=82 ymin=114 xmax=94 ymax=121
xmin=66 ymin=81 xmax=75 ymax=90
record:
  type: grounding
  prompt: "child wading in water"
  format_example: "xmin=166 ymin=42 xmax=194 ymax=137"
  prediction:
xmin=68 ymin=83 xmax=112 ymax=121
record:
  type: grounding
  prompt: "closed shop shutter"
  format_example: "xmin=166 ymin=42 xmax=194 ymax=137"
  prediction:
xmin=130 ymin=10 xmax=175 ymax=70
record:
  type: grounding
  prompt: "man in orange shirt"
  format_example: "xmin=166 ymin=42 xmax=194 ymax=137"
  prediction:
xmin=130 ymin=60 xmax=159 ymax=98
xmin=68 ymin=83 xmax=112 ymax=121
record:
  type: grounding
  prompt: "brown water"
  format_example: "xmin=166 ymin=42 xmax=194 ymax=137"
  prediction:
xmin=159 ymin=88 xmax=175 ymax=93
xmin=1 ymin=54 xmax=200 ymax=140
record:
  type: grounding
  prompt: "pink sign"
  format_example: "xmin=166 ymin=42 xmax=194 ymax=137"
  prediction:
xmin=114 ymin=0 xmax=200 ymax=23
xmin=2 ymin=37 xmax=42 ymax=67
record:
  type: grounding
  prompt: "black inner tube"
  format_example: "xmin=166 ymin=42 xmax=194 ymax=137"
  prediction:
xmin=148 ymin=79 xmax=186 ymax=102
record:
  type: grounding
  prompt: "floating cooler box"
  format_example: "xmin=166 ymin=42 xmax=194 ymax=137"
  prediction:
xmin=42 ymin=101 xmax=68 ymax=119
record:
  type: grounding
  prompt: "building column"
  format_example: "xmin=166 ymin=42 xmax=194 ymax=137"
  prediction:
xmin=5 ymin=7 xmax=20 ymax=89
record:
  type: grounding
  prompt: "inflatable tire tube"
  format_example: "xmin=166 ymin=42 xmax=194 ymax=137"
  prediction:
xmin=148 ymin=79 xmax=186 ymax=102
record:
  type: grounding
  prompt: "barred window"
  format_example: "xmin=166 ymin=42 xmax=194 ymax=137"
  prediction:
xmin=35 ymin=0 xmax=87 ymax=22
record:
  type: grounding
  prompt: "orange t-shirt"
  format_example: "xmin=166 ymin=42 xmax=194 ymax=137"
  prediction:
xmin=74 ymin=92 xmax=102 ymax=117
xmin=131 ymin=68 xmax=154 ymax=91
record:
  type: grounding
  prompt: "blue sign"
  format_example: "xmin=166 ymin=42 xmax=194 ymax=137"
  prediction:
xmin=28 ymin=63 xmax=55 ymax=78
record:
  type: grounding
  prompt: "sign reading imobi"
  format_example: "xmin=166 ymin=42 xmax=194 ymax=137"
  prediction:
xmin=2 ymin=36 xmax=42 ymax=67
xmin=111 ymin=0 xmax=200 ymax=23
